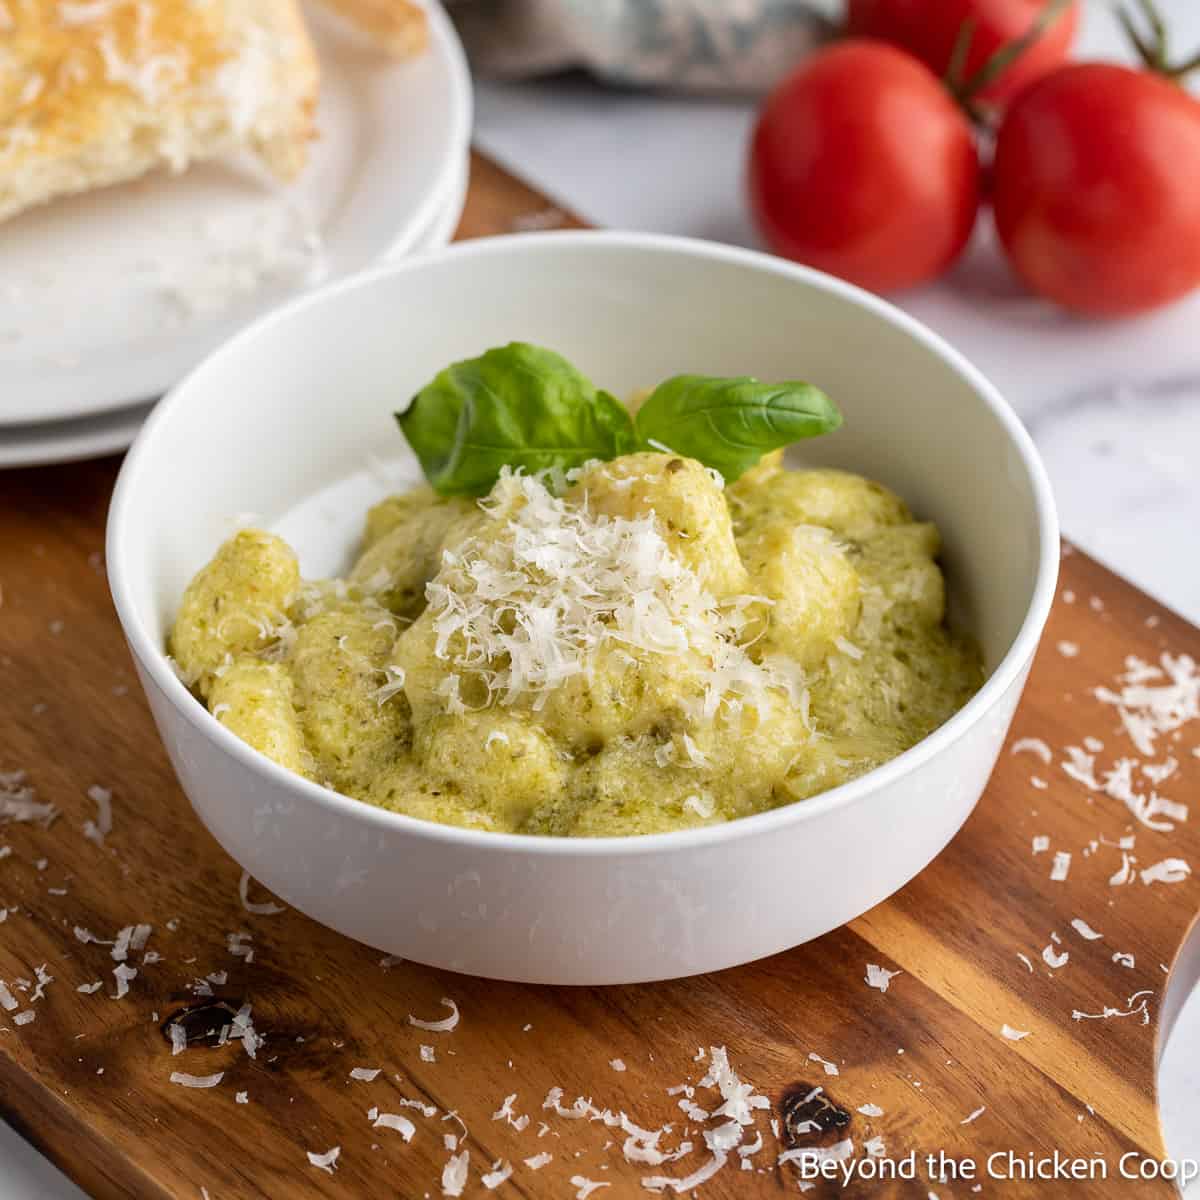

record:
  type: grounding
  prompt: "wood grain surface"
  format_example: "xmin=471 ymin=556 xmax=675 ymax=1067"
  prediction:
xmin=1 ymin=152 xmax=1198 ymax=1200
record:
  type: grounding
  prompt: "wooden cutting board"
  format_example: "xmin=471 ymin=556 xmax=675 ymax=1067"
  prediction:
xmin=2 ymin=153 xmax=1198 ymax=1200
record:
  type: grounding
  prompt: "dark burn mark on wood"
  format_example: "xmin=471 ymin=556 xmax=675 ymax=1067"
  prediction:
xmin=161 ymin=999 xmax=241 ymax=1049
xmin=781 ymin=1082 xmax=851 ymax=1145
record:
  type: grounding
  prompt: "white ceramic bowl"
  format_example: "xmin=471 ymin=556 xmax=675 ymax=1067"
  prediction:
xmin=108 ymin=232 xmax=1059 ymax=985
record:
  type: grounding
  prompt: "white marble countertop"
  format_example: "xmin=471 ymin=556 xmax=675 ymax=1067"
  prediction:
xmin=6 ymin=3 xmax=1200 ymax=1193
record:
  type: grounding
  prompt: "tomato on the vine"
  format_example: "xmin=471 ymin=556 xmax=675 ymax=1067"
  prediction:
xmin=992 ymin=63 xmax=1200 ymax=316
xmin=747 ymin=40 xmax=980 ymax=293
xmin=846 ymin=0 xmax=1079 ymax=105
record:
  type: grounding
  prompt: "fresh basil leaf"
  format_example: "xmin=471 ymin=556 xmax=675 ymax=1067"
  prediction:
xmin=634 ymin=375 xmax=842 ymax=482
xmin=396 ymin=343 xmax=637 ymax=495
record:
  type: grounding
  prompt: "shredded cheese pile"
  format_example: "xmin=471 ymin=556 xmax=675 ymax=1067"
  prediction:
xmin=425 ymin=471 xmax=802 ymax=720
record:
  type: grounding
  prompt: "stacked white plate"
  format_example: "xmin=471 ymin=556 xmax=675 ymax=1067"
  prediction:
xmin=0 ymin=1 xmax=472 ymax=469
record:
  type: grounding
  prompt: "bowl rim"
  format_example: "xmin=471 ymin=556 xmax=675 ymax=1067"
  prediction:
xmin=108 ymin=229 xmax=1061 ymax=860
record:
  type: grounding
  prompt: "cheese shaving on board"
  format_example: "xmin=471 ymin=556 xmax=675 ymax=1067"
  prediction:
xmin=1000 ymin=1025 xmax=1030 ymax=1041
xmin=1139 ymin=858 xmax=1191 ymax=885
xmin=409 ymin=998 xmax=460 ymax=1032
xmin=371 ymin=1111 xmax=416 ymax=1141
xmin=1070 ymin=918 xmax=1103 ymax=941
xmin=82 ymin=785 xmax=113 ymax=845
xmin=238 ymin=871 xmax=286 ymax=916
xmin=307 ymin=1146 xmax=340 ymax=1174
xmin=112 ymin=963 xmax=137 ymax=999
xmin=858 ymin=1103 xmax=884 ymax=1117
xmin=1095 ymin=653 xmax=1200 ymax=756
xmin=0 ymin=981 xmax=17 ymax=1011
xmin=1010 ymin=738 xmax=1052 ymax=763
xmin=170 ymin=1071 xmax=224 ymax=1088
xmin=0 ymin=770 xmax=57 ymax=826
xmin=441 ymin=1149 xmax=469 ymax=1196
xmin=1072 ymin=989 xmax=1153 ymax=1025
xmin=865 ymin=964 xmax=901 ymax=993
xmin=571 ymin=1177 xmax=610 ymax=1199
xmin=423 ymin=471 xmax=801 ymax=721
xmin=482 ymin=1161 xmax=514 ymax=1189
xmin=961 ymin=1107 xmax=986 ymax=1125
xmin=1041 ymin=945 xmax=1069 ymax=969
xmin=525 ymin=1152 xmax=553 ymax=1169
xmin=644 ymin=1152 xmax=728 ymax=1192
xmin=807 ymin=1052 xmax=839 ymax=1077
xmin=699 ymin=1046 xmax=770 ymax=1124
xmin=350 ymin=1067 xmax=381 ymax=1082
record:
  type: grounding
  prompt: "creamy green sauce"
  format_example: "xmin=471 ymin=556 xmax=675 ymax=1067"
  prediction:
xmin=170 ymin=450 xmax=981 ymax=836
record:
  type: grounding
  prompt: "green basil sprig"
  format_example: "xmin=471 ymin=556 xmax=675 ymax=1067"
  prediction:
xmin=397 ymin=342 xmax=841 ymax=496
xmin=634 ymin=374 xmax=841 ymax=485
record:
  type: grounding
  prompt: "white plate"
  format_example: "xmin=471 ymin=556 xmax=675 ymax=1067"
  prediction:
xmin=0 ymin=153 xmax=469 ymax=471
xmin=0 ymin=0 xmax=471 ymax=427
xmin=0 ymin=401 xmax=155 ymax=471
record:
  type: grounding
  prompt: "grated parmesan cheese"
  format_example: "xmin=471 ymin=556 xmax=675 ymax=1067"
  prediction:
xmin=410 ymin=998 xmax=460 ymax=1032
xmin=0 ymin=770 xmax=57 ymax=826
xmin=441 ymin=1149 xmax=469 ymax=1196
xmin=371 ymin=1110 xmax=416 ymax=1141
xmin=238 ymin=871 xmax=286 ymax=916
xmin=524 ymin=1153 xmax=553 ymax=1170
xmin=171 ymin=1071 xmax=223 ymax=1088
xmin=1000 ymin=1025 xmax=1030 ymax=1041
xmin=1140 ymin=858 xmax=1191 ymax=885
xmin=307 ymin=1146 xmax=340 ymax=1174
xmin=1070 ymin=918 xmax=1103 ymax=941
xmin=1072 ymin=989 xmax=1153 ymax=1025
xmin=644 ymin=1152 xmax=728 ymax=1193
xmin=112 ymin=963 xmax=137 ymax=999
xmin=865 ymin=964 xmax=901 ymax=993
xmin=1011 ymin=738 xmax=1052 ymax=763
xmin=82 ymin=785 xmax=113 ymax=845
xmin=807 ymin=1052 xmax=839 ymax=1077
xmin=482 ymin=1161 xmax=514 ymax=1190
xmin=571 ymin=1176 xmax=610 ymax=1199
xmin=1042 ymin=944 xmax=1069 ymax=969
xmin=423 ymin=471 xmax=803 ymax=724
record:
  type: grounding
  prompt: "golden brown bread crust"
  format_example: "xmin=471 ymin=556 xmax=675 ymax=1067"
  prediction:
xmin=311 ymin=0 xmax=428 ymax=58
xmin=0 ymin=0 xmax=320 ymax=224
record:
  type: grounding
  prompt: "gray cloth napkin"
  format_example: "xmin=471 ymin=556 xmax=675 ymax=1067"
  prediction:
xmin=447 ymin=0 xmax=835 ymax=93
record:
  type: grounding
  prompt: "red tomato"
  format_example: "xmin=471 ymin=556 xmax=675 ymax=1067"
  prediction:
xmin=846 ymin=0 xmax=1079 ymax=104
xmin=993 ymin=63 xmax=1200 ymax=316
xmin=747 ymin=41 xmax=980 ymax=293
